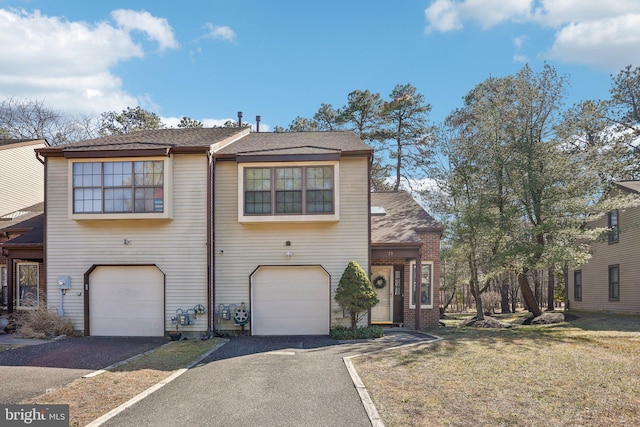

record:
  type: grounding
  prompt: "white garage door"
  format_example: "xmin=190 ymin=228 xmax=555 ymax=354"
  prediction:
xmin=90 ymin=266 xmax=164 ymax=336
xmin=251 ymin=266 xmax=330 ymax=335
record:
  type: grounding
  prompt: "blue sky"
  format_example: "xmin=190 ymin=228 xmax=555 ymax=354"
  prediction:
xmin=1 ymin=1 xmax=639 ymax=131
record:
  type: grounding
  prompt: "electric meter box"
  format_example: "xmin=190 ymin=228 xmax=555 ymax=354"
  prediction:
xmin=57 ymin=276 xmax=71 ymax=289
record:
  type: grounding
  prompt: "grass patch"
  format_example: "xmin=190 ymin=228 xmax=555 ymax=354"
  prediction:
xmin=353 ymin=312 xmax=640 ymax=427
xmin=23 ymin=338 xmax=224 ymax=427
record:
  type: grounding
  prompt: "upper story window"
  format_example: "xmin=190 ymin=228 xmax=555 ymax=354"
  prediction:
xmin=70 ymin=158 xmax=171 ymax=220
xmin=573 ymin=270 xmax=582 ymax=301
xmin=239 ymin=162 xmax=339 ymax=223
xmin=608 ymin=210 xmax=619 ymax=244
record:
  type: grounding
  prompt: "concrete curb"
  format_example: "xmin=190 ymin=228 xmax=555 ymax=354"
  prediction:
xmin=85 ymin=339 xmax=228 ymax=427
xmin=344 ymin=355 xmax=385 ymax=427
xmin=343 ymin=331 xmax=443 ymax=427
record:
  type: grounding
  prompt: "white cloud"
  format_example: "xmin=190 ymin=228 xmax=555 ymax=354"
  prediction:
xmin=424 ymin=0 xmax=640 ymax=71
xmin=425 ymin=0 xmax=531 ymax=33
xmin=544 ymin=14 xmax=640 ymax=70
xmin=111 ymin=9 xmax=179 ymax=51
xmin=201 ymin=23 xmax=237 ymax=42
xmin=0 ymin=8 xmax=178 ymax=116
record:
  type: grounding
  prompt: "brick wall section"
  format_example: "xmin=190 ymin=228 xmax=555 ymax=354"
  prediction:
xmin=371 ymin=230 xmax=441 ymax=329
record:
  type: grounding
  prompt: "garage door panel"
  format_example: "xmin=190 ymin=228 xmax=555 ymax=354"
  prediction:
xmin=252 ymin=266 xmax=330 ymax=336
xmin=258 ymin=317 xmax=328 ymax=336
xmin=90 ymin=266 xmax=164 ymax=337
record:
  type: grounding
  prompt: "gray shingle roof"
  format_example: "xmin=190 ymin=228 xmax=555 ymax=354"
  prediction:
xmin=617 ymin=180 xmax=640 ymax=194
xmin=1 ymin=213 xmax=44 ymax=246
xmin=215 ymin=131 xmax=372 ymax=156
xmin=371 ymin=191 xmax=441 ymax=245
xmin=37 ymin=128 xmax=248 ymax=154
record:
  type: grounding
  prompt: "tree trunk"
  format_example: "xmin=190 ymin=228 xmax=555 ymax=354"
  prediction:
xmin=518 ymin=271 xmax=542 ymax=317
xmin=500 ymin=281 xmax=510 ymax=314
xmin=440 ymin=288 xmax=456 ymax=318
xmin=547 ymin=267 xmax=555 ymax=311
xmin=351 ymin=312 xmax=357 ymax=330
xmin=470 ymin=280 xmax=484 ymax=321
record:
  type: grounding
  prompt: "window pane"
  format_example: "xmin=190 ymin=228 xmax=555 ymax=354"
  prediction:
xmin=421 ymin=264 xmax=431 ymax=305
xmin=18 ymin=264 xmax=38 ymax=308
xmin=276 ymin=168 xmax=301 ymax=190
xmin=245 ymin=191 xmax=271 ymax=214
xmin=306 ymin=166 xmax=333 ymax=190
xmin=276 ymin=190 xmax=302 ymax=213
xmin=306 ymin=190 xmax=333 ymax=213
xmin=246 ymin=168 xmax=271 ymax=191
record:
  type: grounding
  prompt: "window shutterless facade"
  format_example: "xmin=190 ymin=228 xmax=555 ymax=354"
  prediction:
xmin=69 ymin=158 xmax=172 ymax=220
xmin=609 ymin=264 xmax=619 ymax=301
xmin=608 ymin=210 xmax=619 ymax=243
xmin=239 ymin=162 xmax=339 ymax=223
xmin=573 ymin=270 xmax=582 ymax=301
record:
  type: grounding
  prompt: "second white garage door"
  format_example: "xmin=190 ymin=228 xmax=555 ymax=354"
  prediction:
xmin=251 ymin=266 xmax=330 ymax=335
xmin=89 ymin=265 xmax=165 ymax=336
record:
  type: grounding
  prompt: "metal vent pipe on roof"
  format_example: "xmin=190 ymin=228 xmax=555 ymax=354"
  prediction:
xmin=237 ymin=111 xmax=243 ymax=127
xmin=256 ymin=115 xmax=261 ymax=132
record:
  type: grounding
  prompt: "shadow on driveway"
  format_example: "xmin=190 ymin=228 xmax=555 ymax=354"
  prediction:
xmin=0 ymin=336 xmax=168 ymax=369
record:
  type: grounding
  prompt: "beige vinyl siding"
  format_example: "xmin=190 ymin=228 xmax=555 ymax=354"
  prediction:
xmin=214 ymin=157 xmax=370 ymax=329
xmin=569 ymin=204 xmax=640 ymax=313
xmin=0 ymin=141 xmax=46 ymax=216
xmin=45 ymin=154 xmax=209 ymax=333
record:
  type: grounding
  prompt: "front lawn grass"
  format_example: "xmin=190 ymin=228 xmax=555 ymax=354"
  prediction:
xmin=353 ymin=312 xmax=640 ymax=427
xmin=24 ymin=338 xmax=224 ymax=427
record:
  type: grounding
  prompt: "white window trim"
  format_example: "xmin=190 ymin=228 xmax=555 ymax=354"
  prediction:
xmin=68 ymin=156 xmax=173 ymax=220
xmin=409 ymin=260 xmax=434 ymax=309
xmin=238 ymin=161 xmax=340 ymax=223
xmin=17 ymin=261 xmax=39 ymax=310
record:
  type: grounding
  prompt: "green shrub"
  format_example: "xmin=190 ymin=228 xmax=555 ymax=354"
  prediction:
xmin=330 ymin=325 xmax=384 ymax=340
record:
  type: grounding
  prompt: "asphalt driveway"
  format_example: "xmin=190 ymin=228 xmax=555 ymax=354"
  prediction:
xmin=99 ymin=330 xmax=436 ymax=427
xmin=0 ymin=336 xmax=168 ymax=404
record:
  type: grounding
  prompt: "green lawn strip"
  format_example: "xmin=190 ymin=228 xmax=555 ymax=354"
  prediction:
xmin=112 ymin=338 xmax=224 ymax=372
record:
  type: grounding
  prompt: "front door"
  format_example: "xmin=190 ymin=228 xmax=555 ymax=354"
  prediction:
xmin=371 ymin=266 xmax=392 ymax=323
xmin=393 ymin=265 xmax=404 ymax=324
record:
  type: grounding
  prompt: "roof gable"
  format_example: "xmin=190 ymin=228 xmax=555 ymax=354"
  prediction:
xmin=214 ymin=131 xmax=372 ymax=159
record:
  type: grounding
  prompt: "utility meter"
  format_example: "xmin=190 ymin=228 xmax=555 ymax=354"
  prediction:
xmin=57 ymin=276 xmax=71 ymax=289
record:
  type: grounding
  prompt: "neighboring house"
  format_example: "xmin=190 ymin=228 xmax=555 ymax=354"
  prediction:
xmin=0 ymin=206 xmax=44 ymax=313
xmin=568 ymin=181 xmax=640 ymax=313
xmin=370 ymin=191 xmax=442 ymax=328
xmin=35 ymin=128 xmax=376 ymax=336
xmin=0 ymin=139 xmax=48 ymax=217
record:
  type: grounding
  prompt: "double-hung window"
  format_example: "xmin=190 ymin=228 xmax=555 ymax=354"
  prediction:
xmin=72 ymin=160 xmax=167 ymax=218
xmin=410 ymin=261 xmax=433 ymax=308
xmin=609 ymin=264 xmax=619 ymax=301
xmin=608 ymin=210 xmax=619 ymax=243
xmin=573 ymin=270 xmax=582 ymax=301
xmin=241 ymin=163 xmax=338 ymax=222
